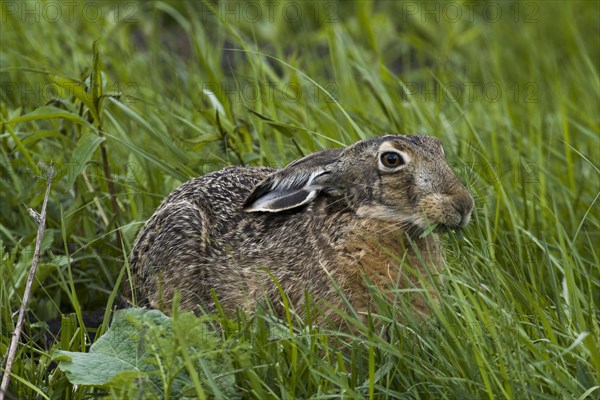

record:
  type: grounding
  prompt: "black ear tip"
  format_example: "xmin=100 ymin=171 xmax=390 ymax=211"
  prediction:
xmin=242 ymin=180 xmax=271 ymax=208
xmin=242 ymin=197 xmax=261 ymax=212
xmin=241 ymin=195 xmax=254 ymax=209
xmin=241 ymin=196 xmax=259 ymax=212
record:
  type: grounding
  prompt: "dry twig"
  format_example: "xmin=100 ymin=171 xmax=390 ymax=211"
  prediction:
xmin=0 ymin=164 xmax=54 ymax=400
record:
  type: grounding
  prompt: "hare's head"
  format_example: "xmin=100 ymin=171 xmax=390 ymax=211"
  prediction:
xmin=244 ymin=135 xmax=474 ymax=232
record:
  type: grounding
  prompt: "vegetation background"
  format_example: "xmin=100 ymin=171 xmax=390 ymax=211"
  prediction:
xmin=1 ymin=0 xmax=598 ymax=398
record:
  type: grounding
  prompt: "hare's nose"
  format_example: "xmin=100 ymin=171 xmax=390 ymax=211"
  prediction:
xmin=458 ymin=211 xmax=472 ymax=228
xmin=452 ymin=194 xmax=474 ymax=228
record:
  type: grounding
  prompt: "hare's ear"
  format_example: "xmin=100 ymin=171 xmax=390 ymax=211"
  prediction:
xmin=243 ymin=169 xmax=328 ymax=212
xmin=243 ymin=149 xmax=342 ymax=212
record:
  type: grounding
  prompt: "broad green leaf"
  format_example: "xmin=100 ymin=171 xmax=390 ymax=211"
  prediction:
xmin=48 ymin=74 xmax=99 ymax=122
xmin=90 ymin=40 xmax=103 ymax=113
xmin=21 ymin=129 xmax=70 ymax=145
xmin=66 ymin=134 xmax=105 ymax=189
xmin=53 ymin=308 xmax=239 ymax=398
xmin=53 ymin=309 xmax=167 ymax=388
xmin=52 ymin=351 xmax=146 ymax=386
xmin=7 ymin=105 xmax=91 ymax=127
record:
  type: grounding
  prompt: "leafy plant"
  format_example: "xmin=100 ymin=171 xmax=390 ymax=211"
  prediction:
xmin=53 ymin=308 xmax=238 ymax=399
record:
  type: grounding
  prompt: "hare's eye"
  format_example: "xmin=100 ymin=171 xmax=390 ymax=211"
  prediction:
xmin=381 ymin=152 xmax=405 ymax=169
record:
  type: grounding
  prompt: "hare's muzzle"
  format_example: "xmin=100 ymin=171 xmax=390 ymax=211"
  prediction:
xmin=419 ymin=189 xmax=474 ymax=231
xmin=452 ymin=192 xmax=474 ymax=228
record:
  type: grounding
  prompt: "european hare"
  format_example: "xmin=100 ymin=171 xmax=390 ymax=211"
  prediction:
xmin=129 ymin=135 xmax=473 ymax=324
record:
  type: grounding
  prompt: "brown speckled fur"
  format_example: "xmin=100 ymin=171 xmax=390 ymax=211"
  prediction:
xmin=129 ymin=135 xmax=473 ymax=326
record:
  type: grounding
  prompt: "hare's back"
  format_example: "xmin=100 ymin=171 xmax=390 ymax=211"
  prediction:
xmin=160 ymin=166 xmax=275 ymax=210
xmin=130 ymin=167 xmax=274 ymax=277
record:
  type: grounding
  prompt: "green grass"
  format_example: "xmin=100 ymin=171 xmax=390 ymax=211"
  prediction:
xmin=1 ymin=0 xmax=599 ymax=398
